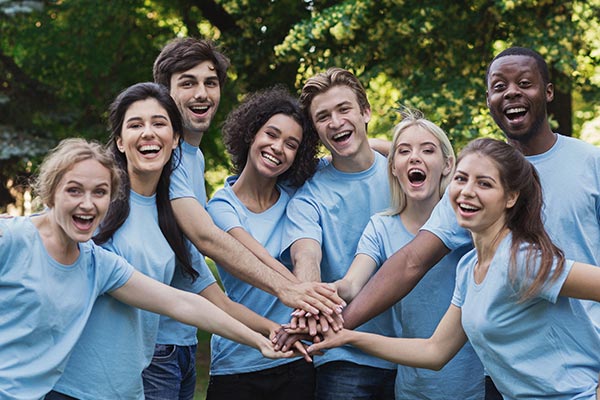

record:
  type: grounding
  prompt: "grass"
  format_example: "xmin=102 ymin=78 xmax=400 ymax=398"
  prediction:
xmin=193 ymin=329 xmax=211 ymax=400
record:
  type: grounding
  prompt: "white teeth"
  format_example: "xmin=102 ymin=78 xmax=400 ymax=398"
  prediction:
xmin=139 ymin=145 xmax=160 ymax=153
xmin=333 ymin=131 xmax=350 ymax=140
xmin=460 ymin=203 xmax=479 ymax=211
xmin=190 ymin=105 xmax=208 ymax=113
xmin=506 ymin=107 xmax=526 ymax=114
xmin=262 ymin=152 xmax=281 ymax=165
xmin=76 ymin=215 xmax=93 ymax=220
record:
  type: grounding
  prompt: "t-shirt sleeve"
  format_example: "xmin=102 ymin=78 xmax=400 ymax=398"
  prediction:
xmin=355 ymin=217 xmax=384 ymax=266
xmin=169 ymin=158 xmax=197 ymax=201
xmin=279 ymin=192 xmax=323 ymax=263
xmin=451 ymin=253 xmax=471 ymax=308
xmin=207 ymin=193 xmax=243 ymax=233
xmin=421 ymin=189 xmax=471 ymax=250
xmin=512 ymin=246 xmax=575 ymax=303
xmin=187 ymin=246 xmax=217 ymax=293
xmin=93 ymin=245 xmax=135 ymax=294
xmin=0 ymin=221 xmax=11 ymax=274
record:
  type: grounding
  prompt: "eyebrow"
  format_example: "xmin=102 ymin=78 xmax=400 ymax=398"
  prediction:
xmin=125 ymin=115 xmax=169 ymax=123
xmin=455 ymin=169 xmax=497 ymax=182
xmin=176 ymin=73 xmax=218 ymax=82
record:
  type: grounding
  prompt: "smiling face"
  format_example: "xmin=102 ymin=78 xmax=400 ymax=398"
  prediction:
xmin=309 ymin=85 xmax=371 ymax=162
xmin=116 ymin=98 xmax=179 ymax=192
xmin=169 ymin=60 xmax=221 ymax=140
xmin=486 ymin=55 xmax=554 ymax=144
xmin=247 ymin=113 xmax=303 ymax=180
xmin=391 ymin=125 xmax=452 ymax=205
xmin=450 ymin=153 xmax=518 ymax=237
xmin=51 ymin=158 xmax=112 ymax=244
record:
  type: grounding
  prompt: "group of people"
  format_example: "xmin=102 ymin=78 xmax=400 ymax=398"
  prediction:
xmin=1 ymin=35 xmax=599 ymax=400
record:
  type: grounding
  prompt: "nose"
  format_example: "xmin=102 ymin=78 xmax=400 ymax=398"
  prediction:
xmin=409 ymin=151 xmax=422 ymax=164
xmin=140 ymin=122 xmax=156 ymax=138
xmin=193 ymin=84 xmax=207 ymax=100
xmin=329 ymin=112 xmax=342 ymax=129
xmin=271 ymin=138 xmax=283 ymax=154
xmin=460 ymin=180 xmax=476 ymax=197
xmin=79 ymin=192 xmax=94 ymax=210
xmin=503 ymin=82 xmax=522 ymax=99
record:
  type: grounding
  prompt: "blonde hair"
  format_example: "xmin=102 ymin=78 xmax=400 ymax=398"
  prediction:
xmin=384 ymin=108 xmax=455 ymax=216
xmin=33 ymin=138 xmax=122 ymax=208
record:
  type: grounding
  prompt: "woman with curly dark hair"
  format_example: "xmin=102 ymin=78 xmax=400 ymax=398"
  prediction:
xmin=205 ymin=85 xmax=320 ymax=399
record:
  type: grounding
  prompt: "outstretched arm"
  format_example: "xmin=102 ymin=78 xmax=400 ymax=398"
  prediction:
xmin=334 ymin=254 xmax=378 ymax=303
xmin=309 ymin=305 xmax=467 ymax=371
xmin=343 ymin=231 xmax=449 ymax=329
xmin=110 ymin=270 xmax=292 ymax=359
xmin=171 ymin=197 xmax=342 ymax=316
xmin=559 ymin=261 xmax=600 ymax=302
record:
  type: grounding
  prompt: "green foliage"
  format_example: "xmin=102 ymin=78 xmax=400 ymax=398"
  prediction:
xmin=1 ymin=0 xmax=599 ymax=210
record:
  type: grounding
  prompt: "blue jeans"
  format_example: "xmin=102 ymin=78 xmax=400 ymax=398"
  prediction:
xmin=315 ymin=361 xmax=396 ymax=400
xmin=142 ymin=344 xmax=197 ymax=400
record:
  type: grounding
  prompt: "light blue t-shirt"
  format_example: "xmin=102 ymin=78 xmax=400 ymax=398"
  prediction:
xmin=0 ymin=217 xmax=133 ymax=400
xmin=159 ymin=140 xmax=216 ymax=346
xmin=281 ymin=152 xmax=396 ymax=370
xmin=424 ymin=134 xmax=600 ymax=328
xmin=358 ymin=213 xmax=483 ymax=399
xmin=452 ymin=234 xmax=600 ymax=399
xmin=54 ymin=191 xmax=176 ymax=400
xmin=206 ymin=176 xmax=301 ymax=375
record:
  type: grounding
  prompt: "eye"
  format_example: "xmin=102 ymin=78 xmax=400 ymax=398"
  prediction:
xmin=67 ymin=187 xmax=82 ymax=195
xmin=315 ymin=114 xmax=329 ymax=123
xmin=180 ymin=80 xmax=195 ymax=88
xmin=478 ymin=180 xmax=492 ymax=188
xmin=205 ymin=80 xmax=218 ymax=88
xmin=492 ymin=82 xmax=506 ymax=91
xmin=127 ymin=122 xmax=143 ymax=129
xmin=453 ymin=175 xmax=466 ymax=182
xmin=339 ymin=106 xmax=351 ymax=113
xmin=286 ymin=141 xmax=299 ymax=150
xmin=519 ymin=80 xmax=532 ymax=88
xmin=94 ymin=188 xmax=109 ymax=197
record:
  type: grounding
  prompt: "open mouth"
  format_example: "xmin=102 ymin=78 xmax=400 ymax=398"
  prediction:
xmin=262 ymin=152 xmax=281 ymax=165
xmin=73 ymin=214 xmax=94 ymax=231
xmin=505 ymin=106 xmax=527 ymax=121
xmin=139 ymin=144 xmax=161 ymax=155
xmin=458 ymin=203 xmax=480 ymax=213
xmin=332 ymin=131 xmax=351 ymax=142
xmin=408 ymin=168 xmax=426 ymax=184
xmin=189 ymin=105 xmax=209 ymax=115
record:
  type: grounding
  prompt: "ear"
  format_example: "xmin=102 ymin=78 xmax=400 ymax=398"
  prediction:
xmin=545 ymin=82 xmax=554 ymax=103
xmin=362 ymin=106 xmax=372 ymax=124
xmin=442 ymin=156 xmax=454 ymax=177
xmin=172 ymin=132 xmax=180 ymax=150
xmin=116 ymin=137 xmax=125 ymax=153
xmin=506 ymin=191 xmax=519 ymax=209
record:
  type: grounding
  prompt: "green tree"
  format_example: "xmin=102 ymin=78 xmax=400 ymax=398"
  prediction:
xmin=1 ymin=0 xmax=599 ymax=212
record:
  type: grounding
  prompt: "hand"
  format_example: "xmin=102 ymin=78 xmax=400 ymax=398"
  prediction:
xmin=257 ymin=335 xmax=296 ymax=359
xmin=279 ymin=282 xmax=346 ymax=317
xmin=270 ymin=326 xmax=312 ymax=362
xmin=306 ymin=328 xmax=351 ymax=355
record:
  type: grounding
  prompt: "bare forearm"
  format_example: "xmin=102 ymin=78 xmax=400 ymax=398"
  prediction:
xmin=347 ymin=330 xmax=445 ymax=370
xmin=214 ymin=296 xmax=276 ymax=336
xmin=291 ymin=239 xmax=322 ymax=282
xmin=343 ymin=231 xmax=449 ymax=329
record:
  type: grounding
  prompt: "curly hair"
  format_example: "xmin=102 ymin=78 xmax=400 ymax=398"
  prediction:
xmin=222 ymin=85 xmax=319 ymax=187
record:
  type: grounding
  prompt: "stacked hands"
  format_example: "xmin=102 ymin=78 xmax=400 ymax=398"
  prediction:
xmin=267 ymin=282 xmax=348 ymax=362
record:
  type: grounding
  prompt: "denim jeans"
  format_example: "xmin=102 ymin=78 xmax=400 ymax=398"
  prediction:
xmin=142 ymin=344 xmax=197 ymax=400
xmin=315 ymin=361 xmax=396 ymax=400
xmin=207 ymin=359 xmax=315 ymax=400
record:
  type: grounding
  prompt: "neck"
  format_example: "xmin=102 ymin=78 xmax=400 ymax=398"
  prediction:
xmin=129 ymin=171 xmax=160 ymax=197
xmin=332 ymin=147 xmax=375 ymax=173
xmin=183 ymin=129 xmax=203 ymax=148
xmin=232 ymin=169 xmax=280 ymax=213
xmin=32 ymin=212 xmax=80 ymax=264
xmin=508 ymin=124 xmax=556 ymax=156
xmin=471 ymin=224 xmax=510 ymax=267
xmin=401 ymin=196 xmax=439 ymax=235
